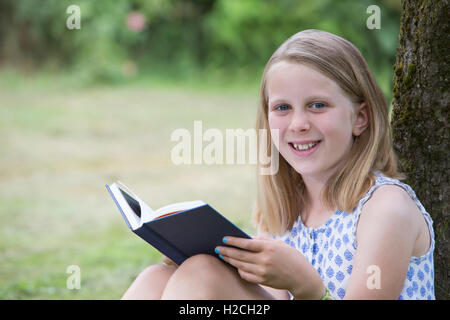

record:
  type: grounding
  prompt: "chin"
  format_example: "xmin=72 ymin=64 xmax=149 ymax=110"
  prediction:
xmin=284 ymin=157 xmax=331 ymax=178
xmin=292 ymin=167 xmax=320 ymax=177
xmin=285 ymin=160 xmax=317 ymax=176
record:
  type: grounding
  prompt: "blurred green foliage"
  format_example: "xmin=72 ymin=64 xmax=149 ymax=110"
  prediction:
xmin=0 ymin=0 xmax=400 ymax=97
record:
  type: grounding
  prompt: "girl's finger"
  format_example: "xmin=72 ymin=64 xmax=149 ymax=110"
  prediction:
xmin=221 ymin=255 xmax=263 ymax=284
xmin=222 ymin=236 xmax=265 ymax=252
xmin=220 ymin=254 xmax=262 ymax=276
xmin=216 ymin=245 xmax=258 ymax=264
xmin=236 ymin=268 xmax=263 ymax=284
xmin=162 ymin=255 xmax=178 ymax=267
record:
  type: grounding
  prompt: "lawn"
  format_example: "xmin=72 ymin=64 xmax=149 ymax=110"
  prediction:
xmin=0 ymin=73 xmax=261 ymax=299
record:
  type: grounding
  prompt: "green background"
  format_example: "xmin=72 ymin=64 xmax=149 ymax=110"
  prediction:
xmin=0 ymin=0 xmax=401 ymax=299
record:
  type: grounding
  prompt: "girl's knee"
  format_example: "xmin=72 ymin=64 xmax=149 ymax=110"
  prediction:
xmin=137 ymin=264 xmax=177 ymax=282
xmin=181 ymin=254 xmax=225 ymax=272
xmin=122 ymin=264 xmax=177 ymax=300
xmin=161 ymin=254 xmax=235 ymax=299
xmin=179 ymin=254 xmax=234 ymax=283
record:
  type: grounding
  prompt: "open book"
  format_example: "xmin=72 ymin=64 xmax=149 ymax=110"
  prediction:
xmin=106 ymin=181 xmax=251 ymax=265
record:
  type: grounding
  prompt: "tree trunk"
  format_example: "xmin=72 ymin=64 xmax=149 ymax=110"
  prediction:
xmin=391 ymin=0 xmax=449 ymax=299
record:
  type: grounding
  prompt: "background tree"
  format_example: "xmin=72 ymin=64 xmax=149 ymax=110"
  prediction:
xmin=391 ymin=0 xmax=449 ymax=299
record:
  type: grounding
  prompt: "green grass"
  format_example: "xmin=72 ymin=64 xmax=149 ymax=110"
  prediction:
xmin=0 ymin=70 xmax=261 ymax=299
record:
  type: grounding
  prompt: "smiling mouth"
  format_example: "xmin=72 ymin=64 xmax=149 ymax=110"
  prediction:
xmin=289 ymin=141 xmax=321 ymax=151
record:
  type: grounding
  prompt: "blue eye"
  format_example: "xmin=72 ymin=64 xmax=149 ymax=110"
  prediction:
xmin=275 ymin=104 xmax=290 ymax=111
xmin=311 ymin=102 xmax=326 ymax=109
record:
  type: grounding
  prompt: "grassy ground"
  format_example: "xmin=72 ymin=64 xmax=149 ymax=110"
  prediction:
xmin=0 ymin=71 xmax=261 ymax=299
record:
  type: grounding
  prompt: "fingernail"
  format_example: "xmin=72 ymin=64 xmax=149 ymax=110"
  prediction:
xmin=215 ymin=248 xmax=220 ymax=254
xmin=222 ymin=237 xmax=228 ymax=243
xmin=219 ymin=254 xmax=224 ymax=260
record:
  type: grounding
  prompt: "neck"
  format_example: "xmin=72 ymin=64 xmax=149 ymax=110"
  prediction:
xmin=301 ymin=173 xmax=334 ymax=219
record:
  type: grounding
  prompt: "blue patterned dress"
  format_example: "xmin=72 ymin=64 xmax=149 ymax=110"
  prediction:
xmin=275 ymin=172 xmax=435 ymax=300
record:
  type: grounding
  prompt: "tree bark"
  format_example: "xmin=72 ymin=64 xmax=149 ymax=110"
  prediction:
xmin=391 ymin=0 xmax=449 ymax=299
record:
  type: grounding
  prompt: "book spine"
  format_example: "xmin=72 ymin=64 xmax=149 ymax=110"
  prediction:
xmin=133 ymin=224 xmax=187 ymax=266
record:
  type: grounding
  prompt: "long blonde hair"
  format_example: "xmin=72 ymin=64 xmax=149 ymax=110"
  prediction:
xmin=253 ymin=29 xmax=403 ymax=235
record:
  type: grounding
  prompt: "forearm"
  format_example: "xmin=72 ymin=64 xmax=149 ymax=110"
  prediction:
xmin=289 ymin=270 xmax=327 ymax=300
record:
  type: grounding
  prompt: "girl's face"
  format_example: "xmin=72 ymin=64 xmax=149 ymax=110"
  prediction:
xmin=266 ymin=61 xmax=367 ymax=181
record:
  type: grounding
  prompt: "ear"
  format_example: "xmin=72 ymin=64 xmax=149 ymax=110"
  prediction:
xmin=352 ymin=102 xmax=369 ymax=137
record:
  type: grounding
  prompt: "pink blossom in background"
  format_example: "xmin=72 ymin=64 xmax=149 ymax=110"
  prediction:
xmin=126 ymin=11 xmax=146 ymax=32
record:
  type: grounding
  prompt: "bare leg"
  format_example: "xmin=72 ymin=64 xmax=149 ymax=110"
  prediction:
xmin=122 ymin=264 xmax=177 ymax=300
xmin=161 ymin=254 xmax=278 ymax=300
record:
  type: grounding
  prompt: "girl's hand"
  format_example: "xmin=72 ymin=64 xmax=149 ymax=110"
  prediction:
xmin=162 ymin=254 xmax=178 ymax=267
xmin=215 ymin=236 xmax=325 ymax=300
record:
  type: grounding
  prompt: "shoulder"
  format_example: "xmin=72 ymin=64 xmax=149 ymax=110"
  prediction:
xmin=359 ymin=183 xmax=420 ymax=226
xmin=356 ymin=183 xmax=420 ymax=251
xmin=368 ymin=183 xmax=412 ymax=205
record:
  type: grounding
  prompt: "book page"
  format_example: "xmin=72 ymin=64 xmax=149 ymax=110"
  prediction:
xmin=109 ymin=183 xmax=141 ymax=230
xmin=112 ymin=181 xmax=205 ymax=224
xmin=116 ymin=181 xmax=157 ymax=225
xmin=154 ymin=200 xmax=205 ymax=219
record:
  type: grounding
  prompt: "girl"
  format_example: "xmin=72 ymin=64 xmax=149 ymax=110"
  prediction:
xmin=122 ymin=29 xmax=435 ymax=300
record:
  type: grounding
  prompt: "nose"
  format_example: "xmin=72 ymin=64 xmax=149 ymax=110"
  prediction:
xmin=288 ymin=109 xmax=310 ymax=133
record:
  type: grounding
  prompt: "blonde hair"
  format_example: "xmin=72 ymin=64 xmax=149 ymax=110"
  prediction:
xmin=253 ymin=29 xmax=404 ymax=235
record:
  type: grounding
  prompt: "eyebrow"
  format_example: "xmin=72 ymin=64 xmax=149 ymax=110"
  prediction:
xmin=269 ymin=95 xmax=332 ymax=106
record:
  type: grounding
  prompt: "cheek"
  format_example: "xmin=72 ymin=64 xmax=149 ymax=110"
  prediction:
xmin=268 ymin=113 xmax=288 ymax=132
xmin=320 ymin=115 xmax=353 ymax=147
xmin=267 ymin=114 xmax=286 ymax=149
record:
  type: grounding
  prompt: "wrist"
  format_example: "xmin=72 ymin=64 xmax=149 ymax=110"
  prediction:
xmin=290 ymin=278 xmax=326 ymax=300
xmin=320 ymin=286 xmax=333 ymax=300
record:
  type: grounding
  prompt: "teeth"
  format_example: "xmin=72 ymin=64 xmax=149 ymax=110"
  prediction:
xmin=292 ymin=142 xmax=318 ymax=151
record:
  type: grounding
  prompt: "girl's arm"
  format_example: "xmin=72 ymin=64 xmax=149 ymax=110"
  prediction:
xmin=343 ymin=185 xmax=422 ymax=299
